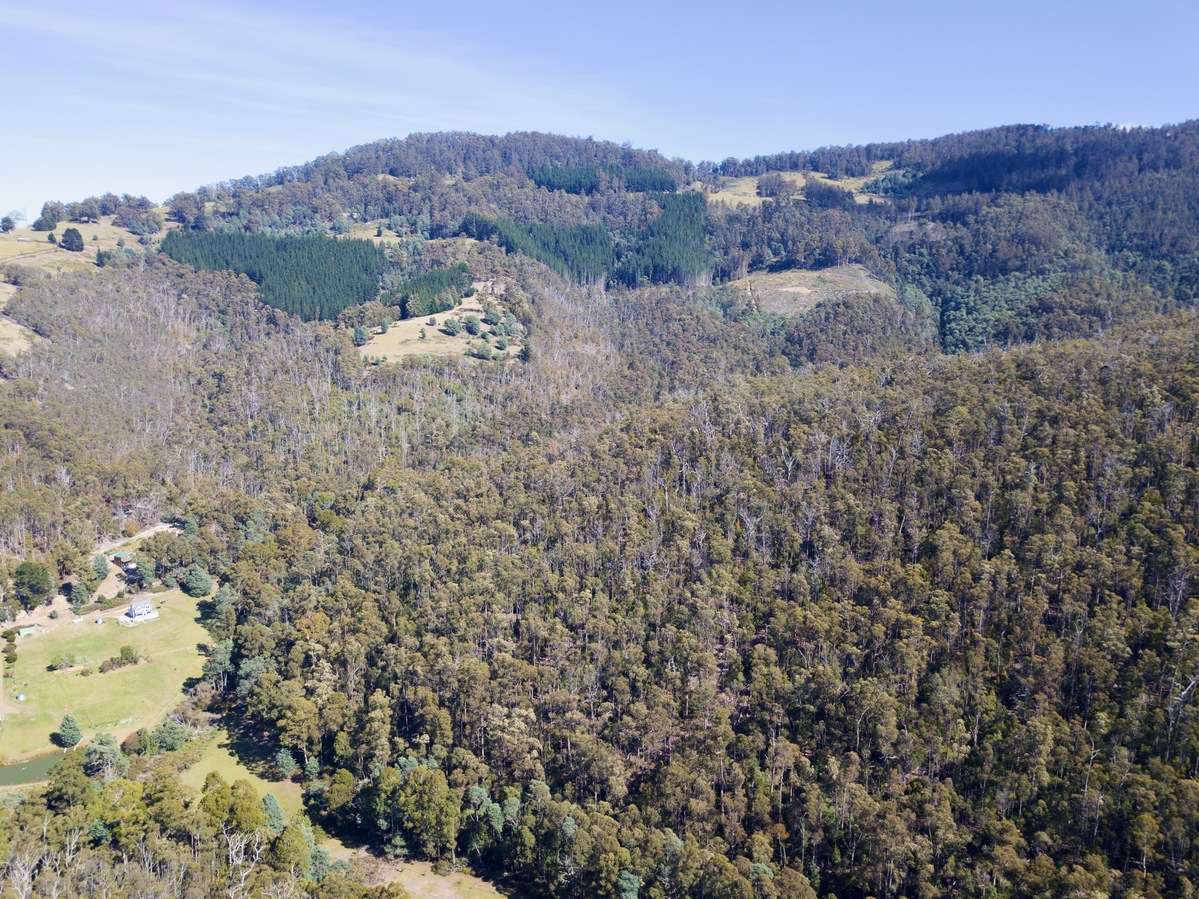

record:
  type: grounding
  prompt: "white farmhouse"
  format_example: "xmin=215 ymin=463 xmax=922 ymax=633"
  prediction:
xmin=122 ymin=599 xmax=158 ymax=626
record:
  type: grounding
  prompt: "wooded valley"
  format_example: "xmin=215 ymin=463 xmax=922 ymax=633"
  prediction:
xmin=0 ymin=121 xmax=1197 ymax=899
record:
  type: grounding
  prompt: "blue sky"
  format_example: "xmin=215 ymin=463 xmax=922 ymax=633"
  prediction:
xmin=3 ymin=0 xmax=1198 ymax=222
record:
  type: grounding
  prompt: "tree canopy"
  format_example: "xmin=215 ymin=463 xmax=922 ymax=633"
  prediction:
xmin=3 ymin=121 xmax=1199 ymax=898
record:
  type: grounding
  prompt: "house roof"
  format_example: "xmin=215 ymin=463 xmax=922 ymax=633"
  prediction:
xmin=130 ymin=599 xmax=154 ymax=613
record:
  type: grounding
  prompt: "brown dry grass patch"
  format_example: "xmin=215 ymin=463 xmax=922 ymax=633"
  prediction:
xmin=360 ymin=285 xmax=522 ymax=363
xmin=723 ymin=264 xmax=894 ymax=317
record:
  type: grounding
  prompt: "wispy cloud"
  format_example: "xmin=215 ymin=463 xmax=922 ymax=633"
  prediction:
xmin=0 ymin=2 xmax=632 ymax=135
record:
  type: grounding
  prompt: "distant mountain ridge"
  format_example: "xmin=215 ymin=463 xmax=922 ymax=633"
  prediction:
xmin=32 ymin=120 xmax=1199 ymax=349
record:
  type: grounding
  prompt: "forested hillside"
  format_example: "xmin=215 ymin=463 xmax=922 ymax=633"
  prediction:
xmin=153 ymin=123 xmax=1199 ymax=353
xmin=1 ymin=121 xmax=1199 ymax=899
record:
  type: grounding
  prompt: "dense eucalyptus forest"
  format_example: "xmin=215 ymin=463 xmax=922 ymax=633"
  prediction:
xmin=1 ymin=121 xmax=1199 ymax=898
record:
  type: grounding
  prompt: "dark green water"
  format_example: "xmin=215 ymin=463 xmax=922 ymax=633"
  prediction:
xmin=0 ymin=751 xmax=72 ymax=786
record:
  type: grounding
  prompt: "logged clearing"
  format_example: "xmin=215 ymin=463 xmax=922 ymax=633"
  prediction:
xmin=180 ymin=727 xmax=304 ymax=819
xmin=0 ymin=589 xmax=208 ymax=762
xmin=360 ymin=288 xmax=523 ymax=362
xmin=724 ymin=265 xmax=895 ymax=317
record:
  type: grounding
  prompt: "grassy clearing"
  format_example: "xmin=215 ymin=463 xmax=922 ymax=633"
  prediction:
xmin=703 ymin=161 xmax=896 ymax=207
xmin=724 ymin=264 xmax=895 ymax=317
xmin=388 ymin=861 xmax=508 ymax=899
xmin=360 ymin=289 xmax=523 ymax=363
xmin=0 ymin=588 xmax=208 ymax=761
xmin=342 ymin=856 xmax=508 ymax=899
xmin=703 ymin=172 xmax=806 ymax=207
xmin=179 ymin=727 xmax=304 ymax=819
xmin=0 ymin=215 xmax=175 ymax=276
xmin=805 ymin=160 xmax=896 ymax=204
xmin=347 ymin=220 xmax=399 ymax=244
xmin=0 ymin=282 xmax=33 ymax=356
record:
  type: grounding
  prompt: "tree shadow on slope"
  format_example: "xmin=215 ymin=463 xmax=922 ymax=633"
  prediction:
xmin=218 ymin=715 xmax=281 ymax=780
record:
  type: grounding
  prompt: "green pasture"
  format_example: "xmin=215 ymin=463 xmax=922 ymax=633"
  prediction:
xmin=0 ymin=589 xmax=208 ymax=761
xmin=180 ymin=727 xmax=304 ymax=819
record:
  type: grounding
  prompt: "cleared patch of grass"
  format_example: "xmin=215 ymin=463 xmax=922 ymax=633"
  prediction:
xmin=704 ymin=172 xmax=806 ymax=207
xmin=347 ymin=220 xmax=398 ymax=244
xmin=345 ymin=856 xmax=509 ymax=899
xmin=179 ymin=727 xmax=304 ymax=819
xmin=804 ymin=161 xmax=896 ymax=204
xmin=0 ymin=588 xmax=208 ymax=761
xmin=0 ymin=215 xmax=176 ymax=276
xmin=723 ymin=264 xmax=895 ymax=317
xmin=0 ymin=283 xmax=33 ymax=355
xmin=360 ymin=291 xmax=523 ymax=363
xmin=703 ymin=161 xmax=898 ymax=208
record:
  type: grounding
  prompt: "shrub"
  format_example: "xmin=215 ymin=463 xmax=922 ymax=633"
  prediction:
xmin=122 ymin=728 xmax=156 ymax=756
xmin=153 ymin=718 xmax=188 ymax=752
xmin=99 ymin=645 xmax=140 ymax=673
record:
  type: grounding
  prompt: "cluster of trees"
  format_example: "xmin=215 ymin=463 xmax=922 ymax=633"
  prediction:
xmin=460 ymin=214 xmax=616 ymax=285
xmin=383 ymin=263 xmax=473 ymax=319
xmin=161 ymin=230 xmax=385 ymax=321
xmin=164 ymin=133 xmax=688 ymax=235
xmin=460 ymin=192 xmax=709 ymax=288
xmin=529 ymin=164 xmax=678 ymax=195
xmin=611 ymin=192 xmax=709 ymax=287
xmin=31 ymin=195 xmax=161 ymax=234
xmin=0 ymin=736 xmax=407 ymax=898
